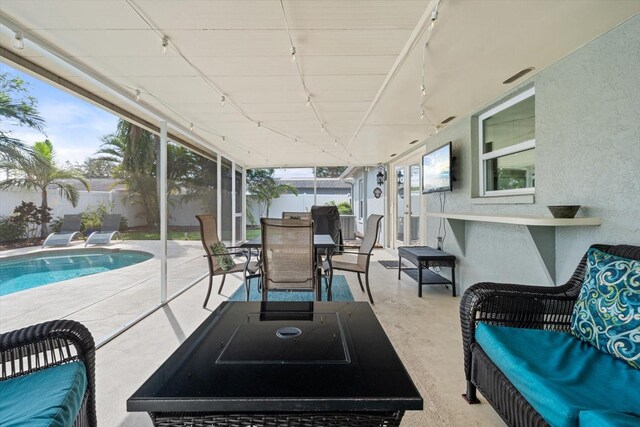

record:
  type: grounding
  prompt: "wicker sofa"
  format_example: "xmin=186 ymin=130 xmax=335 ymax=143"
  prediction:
xmin=0 ymin=320 xmax=96 ymax=426
xmin=460 ymin=244 xmax=640 ymax=427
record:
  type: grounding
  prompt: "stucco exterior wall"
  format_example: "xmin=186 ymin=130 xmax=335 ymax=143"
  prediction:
xmin=414 ymin=15 xmax=640 ymax=292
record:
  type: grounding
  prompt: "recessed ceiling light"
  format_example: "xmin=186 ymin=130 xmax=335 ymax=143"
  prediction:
xmin=409 ymin=140 xmax=419 ymax=145
xmin=503 ymin=67 xmax=535 ymax=84
xmin=390 ymin=153 xmax=397 ymax=157
xmin=441 ymin=116 xmax=456 ymax=124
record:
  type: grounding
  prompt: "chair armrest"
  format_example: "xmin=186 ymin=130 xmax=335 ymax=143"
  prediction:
xmin=328 ymin=250 xmax=372 ymax=259
xmin=204 ymin=250 xmax=250 ymax=258
xmin=460 ymin=281 xmax=577 ymax=382
xmin=0 ymin=320 xmax=96 ymax=426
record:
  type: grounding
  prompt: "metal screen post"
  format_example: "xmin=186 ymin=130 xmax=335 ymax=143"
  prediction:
xmin=217 ymin=153 xmax=222 ymax=239
xmin=313 ymin=166 xmax=317 ymax=205
xmin=231 ymin=161 xmax=236 ymax=244
xmin=160 ymin=121 xmax=168 ymax=303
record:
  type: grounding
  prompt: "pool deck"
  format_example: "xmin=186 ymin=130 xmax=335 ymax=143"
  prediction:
xmin=0 ymin=240 xmax=221 ymax=341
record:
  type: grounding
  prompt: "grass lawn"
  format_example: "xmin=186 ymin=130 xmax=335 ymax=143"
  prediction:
xmin=120 ymin=230 xmax=201 ymax=241
xmin=246 ymin=228 xmax=261 ymax=240
xmin=121 ymin=228 xmax=261 ymax=241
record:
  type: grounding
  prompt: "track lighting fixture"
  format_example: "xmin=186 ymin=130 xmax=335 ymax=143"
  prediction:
xmin=334 ymin=138 xmax=338 ymax=146
xmin=290 ymin=46 xmax=296 ymax=62
xmin=162 ymin=36 xmax=169 ymax=54
xmin=321 ymin=124 xmax=325 ymax=132
xmin=135 ymin=89 xmax=141 ymax=102
xmin=306 ymin=96 xmax=311 ymax=108
xmin=189 ymin=123 xmax=194 ymax=131
xmin=257 ymin=122 xmax=261 ymax=128
xmin=420 ymin=84 xmax=426 ymax=97
xmin=12 ymin=31 xmax=24 ymax=50
xmin=420 ymin=110 xmax=425 ymax=120
xmin=220 ymin=95 xmax=226 ymax=107
xmin=222 ymin=136 xmax=226 ymax=142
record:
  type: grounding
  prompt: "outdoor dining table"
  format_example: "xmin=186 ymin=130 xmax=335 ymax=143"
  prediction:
xmin=240 ymin=233 xmax=338 ymax=299
xmin=239 ymin=233 xmax=337 ymax=250
xmin=127 ymin=301 xmax=423 ymax=426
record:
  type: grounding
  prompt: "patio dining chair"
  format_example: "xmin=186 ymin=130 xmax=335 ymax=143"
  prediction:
xmin=196 ymin=214 xmax=260 ymax=307
xmin=42 ymin=214 xmax=83 ymax=248
xmin=260 ymin=218 xmax=319 ymax=301
xmin=85 ymin=214 xmax=122 ymax=246
xmin=324 ymin=214 xmax=383 ymax=304
xmin=311 ymin=205 xmax=343 ymax=256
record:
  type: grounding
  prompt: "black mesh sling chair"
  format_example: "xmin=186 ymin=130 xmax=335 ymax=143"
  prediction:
xmin=311 ymin=205 xmax=343 ymax=297
xmin=325 ymin=214 xmax=383 ymax=304
xmin=260 ymin=218 xmax=319 ymax=301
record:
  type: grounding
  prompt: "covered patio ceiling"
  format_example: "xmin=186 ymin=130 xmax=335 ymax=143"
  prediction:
xmin=0 ymin=0 xmax=638 ymax=168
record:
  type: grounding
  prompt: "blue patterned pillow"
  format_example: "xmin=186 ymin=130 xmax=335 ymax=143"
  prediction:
xmin=570 ymin=248 xmax=640 ymax=369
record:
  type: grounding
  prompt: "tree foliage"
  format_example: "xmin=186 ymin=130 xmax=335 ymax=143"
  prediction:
xmin=0 ymin=139 xmax=89 ymax=237
xmin=0 ymin=73 xmax=45 ymax=160
xmin=246 ymin=168 xmax=298 ymax=220
xmin=315 ymin=166 xmax=347 ymax=178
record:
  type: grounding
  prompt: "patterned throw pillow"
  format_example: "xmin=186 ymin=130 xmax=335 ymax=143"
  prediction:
xmin=570 ymin=248 xmax=640 ymax=369
xmin=210 ymin=242 xmax=235 ymax=271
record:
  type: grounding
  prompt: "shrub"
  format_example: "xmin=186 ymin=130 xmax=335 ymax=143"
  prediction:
xmin=0 ymin=217 xmax=25 ymax=243
xmin=50 ymin=216 xmax=64 ymax=233
xmin=336 ymin=201 xmax=353 ymax=215
xmin=10 ymin=202 xmax=52 ymax=240
xmin=325 ymin=200 xmax=353 ymax=215
xmin=81 ymin=202 xmax=113 ymax=231
xmin=119 ymin=216 xmax=128 ymax=231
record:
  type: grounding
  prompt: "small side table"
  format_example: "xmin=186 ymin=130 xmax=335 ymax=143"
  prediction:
xmin=398 ymin=246 xmax=457 ymax=297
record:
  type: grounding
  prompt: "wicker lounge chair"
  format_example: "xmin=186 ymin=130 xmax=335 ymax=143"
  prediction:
xmin=42 ymin=214 xmax=83 ymax=248
xmin=196 ymin=214 xmax=259 ymax=306
xmin=460 ymin=244 xmax=640 ymax=427
xmin=260 ymin=218 xmax=319 ymax=301
xmin=0 ymin=320 xmax=96 ymax=426
xmin=85 ymin=214 xmax=122 ymax=246
xmin=325 ymin=214 xmax=383 ymax=304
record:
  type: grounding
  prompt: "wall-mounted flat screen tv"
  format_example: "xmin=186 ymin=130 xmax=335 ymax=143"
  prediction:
xmin=422 ymin=142 xmax=452 ymax=194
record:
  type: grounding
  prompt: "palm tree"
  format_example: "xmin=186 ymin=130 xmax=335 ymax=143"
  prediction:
xmin=96 ymin=120 xmax=194 ymax=228
xmin=247 ymin=169 xmax=298 ymax=219
xmin=0 ymin=73 xmax=45 ymax=160
xmin=96 ymin=120 xmax=160 ymax=227
xmin=0 ymin=139 xmax=89 ymax=237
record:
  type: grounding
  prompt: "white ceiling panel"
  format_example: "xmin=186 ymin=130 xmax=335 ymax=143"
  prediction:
xmin=290 ymin=29 xmax=412 ymax=56
xmin=1 ymin=0 xmax=637 ymax=168
xmin=2 ymin=0 xmax=145 ymax=30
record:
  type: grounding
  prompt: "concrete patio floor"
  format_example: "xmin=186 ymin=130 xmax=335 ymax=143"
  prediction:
xmin=0 ymin=239 xmax=208 ymax=341
xmin=96 ymin=248 xmax=505 ymax=426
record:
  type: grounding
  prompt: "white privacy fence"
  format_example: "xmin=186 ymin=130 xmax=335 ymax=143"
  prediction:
xmin=247 ymin=193 xmax=351 ymax=224
xmin=1 ymin=189 xmax=352 ymax=228
xmin=0 ymin=189 xmax=219 ymax=228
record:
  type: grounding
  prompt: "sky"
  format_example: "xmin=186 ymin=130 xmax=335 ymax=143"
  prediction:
xmin=1 ymin=62 xmax=119 ymax=165
xmin=1 ymin=62 xmax=318 ymax=178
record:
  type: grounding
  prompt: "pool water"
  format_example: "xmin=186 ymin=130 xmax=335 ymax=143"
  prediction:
xmin=0 ymin=250 xmax=153 ymax=296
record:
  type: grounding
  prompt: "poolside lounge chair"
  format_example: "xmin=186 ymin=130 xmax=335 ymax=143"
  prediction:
xmin=85 ymin=214 xmax=122 ymax=246
xmin=42 ymin=214 xmax=83 ymax=248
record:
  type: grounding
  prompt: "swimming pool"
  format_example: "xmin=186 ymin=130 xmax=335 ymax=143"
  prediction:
xmin=0 ymin=249 xmax=153 ymax=296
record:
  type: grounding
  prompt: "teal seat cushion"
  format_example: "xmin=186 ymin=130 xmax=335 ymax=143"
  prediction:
xmin=475 ymin=323 xmax=640 ymax=427
xmin=579 ymin=410 xmax=640 ymax=427
xmin=570 ymin=248 xmax=640 ymax=369
xmin=0 ymin=361 xmax=87 ymax=427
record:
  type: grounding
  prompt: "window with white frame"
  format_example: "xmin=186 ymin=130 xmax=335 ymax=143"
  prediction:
xmin=479 ymin=87 xmax=535 ymax=196
xmin=358 ymin=179 xmax=364 ymax=221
